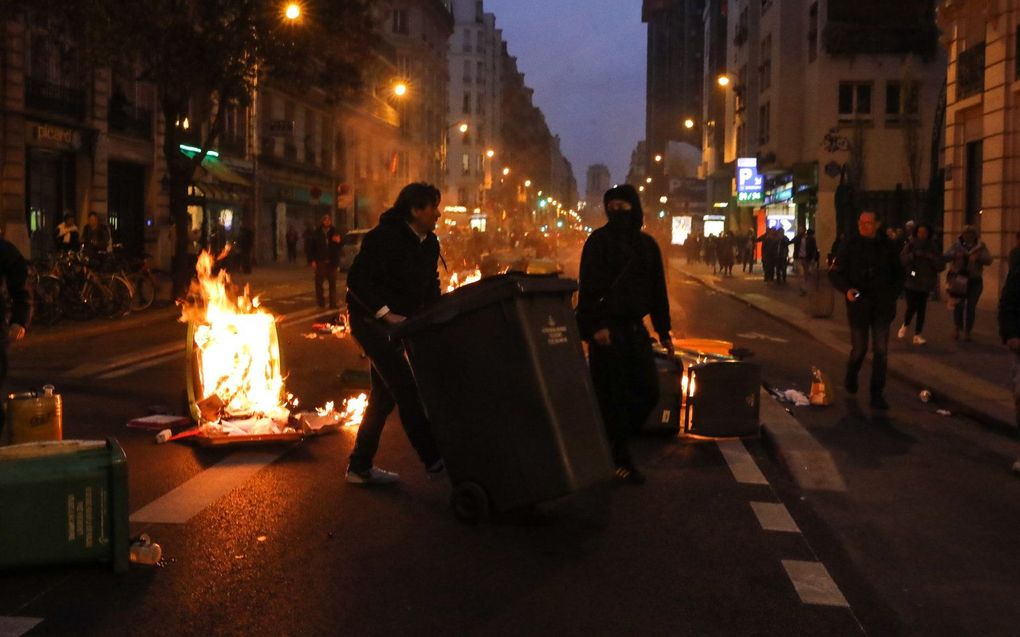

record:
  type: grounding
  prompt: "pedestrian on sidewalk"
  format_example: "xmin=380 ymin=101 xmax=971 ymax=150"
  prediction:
xmin=830 ymin=210 xmax=905 ymax=410
xmin=306 ymin=213 xmax=342 ymax=309
xmin=898 ymin=223 xmax=942 ymax=345
xmin=344 ymin=183 xmax=446 ymax=486
xmin=705 ymin=234 xmax=719 ymax=274
xmin=285 ymin=226 xmax=299 ymax=264
xmin=791 ymin=227 xmax=819 ymax=295
xmin=55 ymin=213 xmax=79 ymax=252
xmin=577 ymin=184 xmax=672 ymax=486
xmin=718 ymin=231 xmax=736 ymax=277
xmin=944 ymin=225 xmax=992 ymax=342
xmin=760 ymin=228 xmax=777 ymax=282
xmin=741 ymin=229 xmax=756 ymax=273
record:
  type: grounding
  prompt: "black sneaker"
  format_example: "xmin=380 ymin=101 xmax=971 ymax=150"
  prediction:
xmin=614 ymin=464 xmax=646 ymax=486
xmin=426 ymin=459 xmax=447 ymax=481
xmin=844 ymin=375 xmax=858 ymax=395
xmin=870 ymin=395 xmax=890 ymax=410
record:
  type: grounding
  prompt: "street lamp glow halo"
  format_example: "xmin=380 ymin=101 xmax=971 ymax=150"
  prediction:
xmin=717 ymin=74 xmax=731 ymax=87
xmin=684 ymin=118 xmax=695 ymax=129
xmin=284 ymin=2 xmax=301 ymax=21
xmin=393 ymin=82 xmax=408 ymax=97
xmin=458 ymin=122 xmax=469 ymax=133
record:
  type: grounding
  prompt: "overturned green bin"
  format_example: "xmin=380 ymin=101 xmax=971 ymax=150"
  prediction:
xmin=0 ymin=438 xmax=130 ymax=572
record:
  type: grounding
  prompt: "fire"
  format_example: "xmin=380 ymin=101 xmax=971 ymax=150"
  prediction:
xmin=446 ymin=268 xmax=481 ymax=292
xmin=182 ymin=252 xmax=291 ymax=435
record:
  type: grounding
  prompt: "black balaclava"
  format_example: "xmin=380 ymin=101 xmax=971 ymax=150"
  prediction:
xmin=603 ymin=184 xmax=644 ymax=234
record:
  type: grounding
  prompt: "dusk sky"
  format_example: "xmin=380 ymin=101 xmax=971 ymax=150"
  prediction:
xmin=485 ymin=0 xmax=647 ymax=195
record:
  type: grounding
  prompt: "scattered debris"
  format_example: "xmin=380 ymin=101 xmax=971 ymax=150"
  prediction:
xmin=809 ymin=367 xmax=832 ymax=406
xmin=919 ymin=390 xmax=933 ymax=403
xmin=783 ymin=389 xmax=811 ymax=407
xmin=736 ymin=331 xmax=789 ymax=343
xmin=936 ymin=409 xmax=952 ymax=417
xmin=127 ymin=414 xmax=192 ymax=431
xmin=155 ymin=429 xmax=173 ymax=444
xmin=129 ymin=534 xmax=162 ymax=566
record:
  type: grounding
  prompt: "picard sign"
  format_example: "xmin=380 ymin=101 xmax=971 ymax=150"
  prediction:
xmin=30 ymin=123 xmax=77 ymax=149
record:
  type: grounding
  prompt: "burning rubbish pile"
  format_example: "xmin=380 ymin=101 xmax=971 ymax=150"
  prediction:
xmin=180 ymin=252 xmax=366 ymax=441
xmin=445 ymin=268 xmax=482 ymax=293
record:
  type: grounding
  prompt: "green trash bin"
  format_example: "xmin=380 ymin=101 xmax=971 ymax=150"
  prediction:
xmin=0 ymin=438 xmax=130 ymax=572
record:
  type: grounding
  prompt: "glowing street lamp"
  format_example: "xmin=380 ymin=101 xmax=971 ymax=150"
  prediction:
xmin=683 ymin=118 xmax=695 ymax=130
xmin=486 ymin=149 xmax=495 ymax=158
xmin=717 ymin=74 xmax=731 ymax=87
xmin=646 ymin=177 xmax=653 ymax=183
xmin=659 ymin=195 xmax=668 ymax=204
xmin=284 ymin=2 xmax=301 ymax=21
xmin=654 ymin=154 xmax=662 ymax=163
xmin=638 ymin=186 xmax=645 ymax=192
xmin=393 ymin=82 xmax=408 ymax=97
xmin=458 ymin=122 xmax=469 ymax=134
xmin=524 ymin=179 xmax=532 ymax=187
xmin=502 ymin=167 xmax=510 ymax=176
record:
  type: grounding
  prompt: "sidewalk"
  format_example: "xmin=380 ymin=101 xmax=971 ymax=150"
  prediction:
xmin=669 ymin=258 xmax=1018 ymax=432
xmin=25 ymin=262 xmax=316 ymax=346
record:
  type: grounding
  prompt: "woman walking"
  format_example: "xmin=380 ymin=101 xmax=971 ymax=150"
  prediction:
xmin=944 ymin=225 xmax=993 ymax=341
xmin=898 ymin=223 xmax=942 ymax=345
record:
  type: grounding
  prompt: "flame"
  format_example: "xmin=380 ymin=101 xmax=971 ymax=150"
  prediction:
xmin=183 ymin=252 xmax=290 ymax=432
xmin=337 ymin=393 xmax=368 ymax=428
xmin=446 ymin=268 xmax=481 ymax=292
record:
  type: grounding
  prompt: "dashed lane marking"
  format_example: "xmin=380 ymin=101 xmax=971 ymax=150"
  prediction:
xmin=0 ymin=617 xmax=43 ymax=637
xmin=716 ymin=439 xmax=769 ymax=485
xmin=781 ymin=560 xmax=850 ymax=608
xmin=749 ymin=501 xmax=801 ymax=533
xmin=129 ymin=450 xmax=286 ymax=524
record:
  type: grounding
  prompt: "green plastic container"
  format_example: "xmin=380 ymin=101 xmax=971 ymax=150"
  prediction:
xmin=0 ymin=438 xmax=130 ymax=572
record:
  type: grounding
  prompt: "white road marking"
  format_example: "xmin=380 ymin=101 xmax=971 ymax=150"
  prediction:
xmin=716 ymin=439 xmax=769 ymax=485
xmin=735 ymin=331 xmax=789 ymax=343
xmin=130 ymin=450 xmax=285 ymax=524
xmin=0 ymin=617 xmax=43 ymax=637
xmin=781 ymin=560 xmax=850 ymax=607
xmin=749 ymin=501 xmax=801 ymax=533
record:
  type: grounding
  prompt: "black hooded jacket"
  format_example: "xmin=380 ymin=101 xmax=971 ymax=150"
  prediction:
xmin=576 ymin=186 xmax=671 ymax=341
xmin=345 ymin=207 xmax=441 ymax=318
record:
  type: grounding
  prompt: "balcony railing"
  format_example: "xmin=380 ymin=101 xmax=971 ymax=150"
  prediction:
xmin=25 ymin=77 xmax=85 ymax=120
xmin=108 ymin=106 xmax=153 ymax=139
xmin=956 ymin=42 xmax=985 ymax=100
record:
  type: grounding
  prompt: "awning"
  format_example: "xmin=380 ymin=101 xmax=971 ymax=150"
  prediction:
xmin=196 ymin=156 xmax=251 ymax=187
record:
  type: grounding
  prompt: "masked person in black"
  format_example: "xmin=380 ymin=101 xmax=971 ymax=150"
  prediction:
xmin=0 ymin=236 xmax=30 ymax=400
xmin=577 ymin=184 xmax=672 ymax=485
xmin=344 ymin=183 xmax=445 ymax=486
xmin=829 ymin=210 xmax=905 ymax=410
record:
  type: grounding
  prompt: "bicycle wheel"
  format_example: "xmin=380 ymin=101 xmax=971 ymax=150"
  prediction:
xmin=100 ymin=276 xmax=133 ymax=319
xmin=33 ymin=275 xmax=63 ymax=325
xmin=62 ymin=279 xmax=97 ymax=320
xmin=130 ymin=274 xmax=156 ymax=311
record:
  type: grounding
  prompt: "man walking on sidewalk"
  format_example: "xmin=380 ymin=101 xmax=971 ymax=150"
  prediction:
xmin=344 ymin=183 xmax=445 ymax=486
xmin=307 ymin=213 xmax=342 ymax=308
xmin=830 ymin=211 xmax=904 ymax=410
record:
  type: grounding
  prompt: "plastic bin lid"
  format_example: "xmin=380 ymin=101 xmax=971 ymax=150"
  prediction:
xmin=0 ymin=439 xmax=105 ymax=460
xmin=394 ymin=273 xmax=577 ymax=337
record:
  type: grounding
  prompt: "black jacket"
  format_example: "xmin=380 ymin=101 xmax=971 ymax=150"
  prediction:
xmin=576 ymin=224 xmax=671 ymax=341
xmin=0 ymin=238 xmax=31 ymax=331
xmin=998 ymin=263 xmax=1020 ymax=343
xmin=345 ymin=208 xmax=440 ymax=318
xmin=791 ymin=233 xmax=819 ymax=262
xmin=829 ymin=233 xmax=904 ymax=324
xmin=306 ymin=225 xmax=341 ymax=268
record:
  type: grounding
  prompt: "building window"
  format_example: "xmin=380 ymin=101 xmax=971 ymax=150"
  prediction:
xmin=476 ymin=154 xmax=484 ymax=173
xmin=458 ymin=187 xmax=468 ymax=204
xmin=462 ymin=30 xmax=472 ymax=53
xmin=462 ymin=91 xmax=471 ymax=114
xmin=475 ymin=0 xmax=484 ymax=22
xmin=956 ymin=43 xmax=985 ymax=100
xmin=885 ymin=81 xmax=919 ymax=121
xmin=838 ymin=82 xmax=872 ymax=121
xmin=392 ymin=9 xmax=408 ymax=35
xmin=808 ymin=3 xmax=818 ymax=63
xmin=463 ymin=60 xmax=471 ymax=83
xmin=759 ymin=35 xmax=772 ymax=92
xmin=759 ymin=102 xmax=771 ymax=145
xmin=461 ymin=154 xmax=471 ymax=176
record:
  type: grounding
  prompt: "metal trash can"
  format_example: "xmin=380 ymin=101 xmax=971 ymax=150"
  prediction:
xmin=395 ymin=273 xmax=613 ymax=522
xmin=0 ymin=438 xmax=130 ymax=572
xmin=643 ymin=348 xmax=683 ymax=435
xmin=683 ymin=361 xmax=761 ymax=437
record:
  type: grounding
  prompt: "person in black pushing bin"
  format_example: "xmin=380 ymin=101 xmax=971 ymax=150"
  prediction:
xmin=576 ymin=184 xmax=672 ymax=485
xmin=344 ymin=183 xmax=446 ymax=486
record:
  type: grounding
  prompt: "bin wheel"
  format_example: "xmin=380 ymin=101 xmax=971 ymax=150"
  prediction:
xmin=451 ymin=482 xmax=489 ymax=524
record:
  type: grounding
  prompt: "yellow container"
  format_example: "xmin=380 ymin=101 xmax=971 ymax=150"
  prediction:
xmin=6 ymin=392 xmax=63 ymax=444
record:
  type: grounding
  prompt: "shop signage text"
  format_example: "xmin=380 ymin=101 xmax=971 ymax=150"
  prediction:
xmin=736 ymin=157 xmax=764 ymax=205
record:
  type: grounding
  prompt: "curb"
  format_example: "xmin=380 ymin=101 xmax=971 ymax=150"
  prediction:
xmin=675 ymin=266 xmax=1020 ymax=435
xmin=758 ymin=389 xmax=847 ymax=492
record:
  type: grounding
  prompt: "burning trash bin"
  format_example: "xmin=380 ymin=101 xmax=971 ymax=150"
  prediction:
xmin=395 ymin=273 xmax=613 ymax=522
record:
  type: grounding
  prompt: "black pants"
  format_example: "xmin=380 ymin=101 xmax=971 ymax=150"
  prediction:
xmin=286 ymin=243 xmax=297 ymax=264
xmin=847 ymin=317 xmax=891 ymax=396
xmin=348 ymin=313 xmax=441 ymax=474
xmin=903 ymin=289 xmax=929 ymax=333
xmin=588 ymin=322 xmax=659 ymax=467
xmin=315 ymin=265 xmax=338 ymax=307
xmin=953 ymin=278 xmax=983 ymax=333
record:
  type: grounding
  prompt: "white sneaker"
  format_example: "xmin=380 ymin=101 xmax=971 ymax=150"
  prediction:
xmin=345 ymin=466 xmax=400 ymax=485
xmin=913 ymin=334 xmax=927 ymax=346
xmin=897 ymin=325 xmax=908 ymax=339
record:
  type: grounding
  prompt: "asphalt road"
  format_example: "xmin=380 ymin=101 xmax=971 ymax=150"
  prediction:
xmin=1 ymin=267 xmax=1015 ymax=635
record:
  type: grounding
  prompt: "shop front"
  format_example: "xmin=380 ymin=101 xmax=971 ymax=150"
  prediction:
xmin=264 ymin=181 xmax=334 ymax=262
xmin=107 ymin=161 xmax=147 ymax=257
xmin=24 ymin=121 xmax=85 ymax=259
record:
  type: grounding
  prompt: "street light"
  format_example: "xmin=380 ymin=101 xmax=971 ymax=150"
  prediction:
xmin=659 ymin=196 xmax=668 ymax=204
xmin=683 ymin=118 xmax=695 ymax=130
xmin=458 ymin=122 xmax=469 ymax=134
xmin=486 ymin=149 xmax=495 ymax=158
xmin=717 ymin=74 xmax=731 ymax=87
xmin=646 ymin=177 xmax=652 ymax=183
xmin=393 ymin=81 xmax=408 ymax=98
xmin=654 ymin=154 xmax=662 ymax=163
xmin=283 ymin=2 xmax=301 ymax=21
xmin=502 ymin=167 xmax=510 ymax=176
xmin=524 ymin=179 xmax=532 ymax=187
